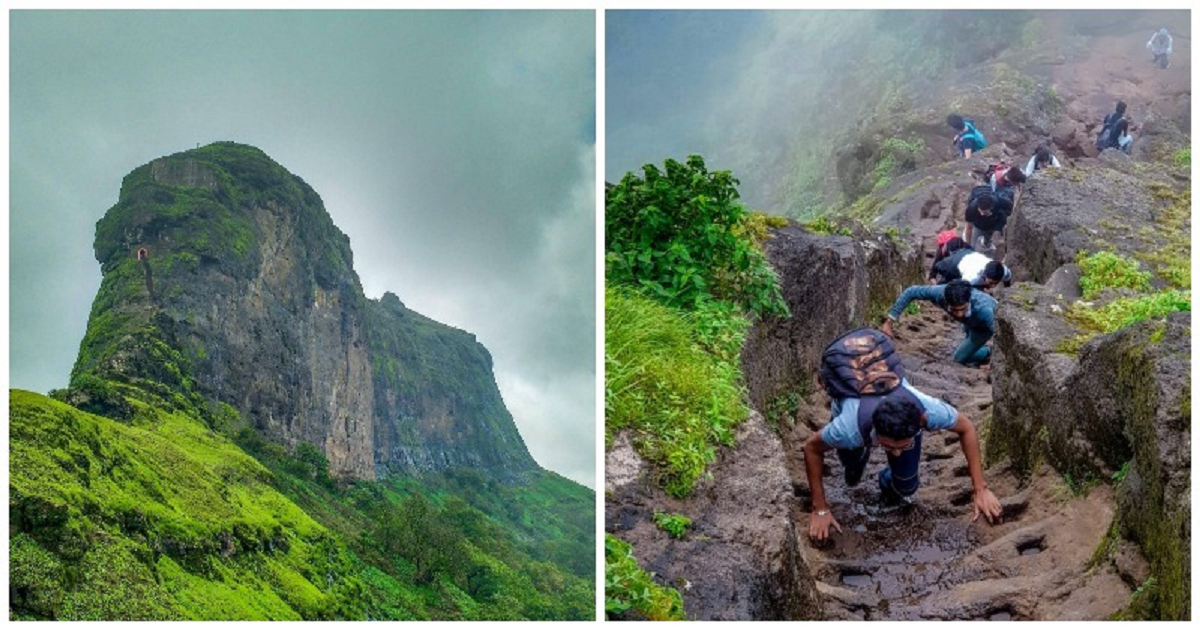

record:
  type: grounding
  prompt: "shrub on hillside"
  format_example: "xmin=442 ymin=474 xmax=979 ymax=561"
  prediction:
xmin=605 ymin=155 xmax=788 ymax=318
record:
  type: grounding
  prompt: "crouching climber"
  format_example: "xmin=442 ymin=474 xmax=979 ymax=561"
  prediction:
xmin=1147 ymin=27 xmax=1172 ymax=69
xmin=963 ymin=185 xmax=1012 ymax=253
xmin=804 ymin=327 xmax=1003 ymax=541
xmin=881 ymin=279 xmax=996 ymax=366
xmin=1022 ymin=144 xmax=1062 ymax=177
xmin=931 ymin=247 xmax=1012 ymax=292
xmin=947 ymin=114 xmax=987 ymax=158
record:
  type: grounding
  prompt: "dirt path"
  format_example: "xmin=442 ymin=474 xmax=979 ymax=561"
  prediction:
xmin=1045 ymin=13 xmax=1191 ymax=136
xmin=780 ymin=235 xmax=1140 ymax=621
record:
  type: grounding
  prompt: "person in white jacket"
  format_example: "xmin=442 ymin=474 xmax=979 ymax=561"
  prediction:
xmin=1022 ymin=145 xmax=1061 ymax=177
xmin=1147 ymin=28 xmax=1173 ymax=69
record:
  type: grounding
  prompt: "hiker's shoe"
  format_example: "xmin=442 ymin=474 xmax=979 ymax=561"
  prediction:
xmin=878 ymin=468 xmax=916 ymax=507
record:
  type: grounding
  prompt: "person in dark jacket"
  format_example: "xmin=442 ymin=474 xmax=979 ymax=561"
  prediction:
xmin=963 ymin=188 xmax=1011 ymax=253
xmin=1097 ymin=101 xmax=1133 ymax=154
xmin=928 ymin=236 xmax=970 ymax=282
xmin=881 ymin=279 xmax=996 ymax=366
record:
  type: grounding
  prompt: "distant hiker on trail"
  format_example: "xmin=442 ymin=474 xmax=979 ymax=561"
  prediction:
xmin=929 ymin=231 xmax=969 ymax=283
xmin=1022 ymin=144 xmax=1061 ymax=177
xmin=1096 ymin=101 xmax=1133 ymax=154
xmin=963 ymin=185 xmax=1012 ymax=253
xmin=973 ymin=160 xmax=1027 ymax=191
xmin=804 ymin=327 xmax=1003 ymax=541
xmin=989 ymin=162 xmax=1026 ymax=191
xmin=881 ymin=279 xmax=996 ymax=367
xmin=931 ymin=248 xmax=1012 ymax=291
xmin=1147 ymin=27 xmax=1173 ymax=69
xmin=947 ymin=114 xmax=987 ymax=158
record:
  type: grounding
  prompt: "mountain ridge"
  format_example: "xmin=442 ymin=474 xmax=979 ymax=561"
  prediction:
xmin=69 ymin=141 xmax=538 ymax=481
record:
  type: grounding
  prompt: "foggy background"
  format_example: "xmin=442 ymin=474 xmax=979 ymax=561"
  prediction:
xmin=607 ymin=9 xmax=1191 ymax=217
xmin=8 ymin=10 xmax=597 ymax=488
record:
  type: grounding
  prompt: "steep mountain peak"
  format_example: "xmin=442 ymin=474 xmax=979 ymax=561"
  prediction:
xmin=70 ymin=142 xmax=537 ymax=482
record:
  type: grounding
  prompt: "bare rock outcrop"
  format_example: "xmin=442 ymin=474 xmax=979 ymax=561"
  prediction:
xmin=741 ymin=223 xmax=923 ymax=412
xmin=605 ymin=411 xmax=823 ymax=620
xmin=70 ymin=142 xmax=538 ymax=482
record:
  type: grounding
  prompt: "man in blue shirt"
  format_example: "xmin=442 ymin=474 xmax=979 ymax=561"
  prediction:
xmin=881 ymin=279 xmax=996 ymax=366
xmin=804 ymin=374 xmax=1002 ymax=541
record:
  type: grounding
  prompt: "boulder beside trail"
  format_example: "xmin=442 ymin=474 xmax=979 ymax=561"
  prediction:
xmin=741 ymin=223 xmax=922 ymax=413
xmin=991 ymin=282 xmax=1190 ymax=620
xmin=605 ymin=410 xmax=823 ymax=620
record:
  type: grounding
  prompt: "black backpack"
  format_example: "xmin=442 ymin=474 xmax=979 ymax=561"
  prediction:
xmin=1096 ymin=114 xmax=1120 ymax=150
xmin=967 ymin=185 xmax=994 ymax=211
xmin=994 ymin=185 xmax=1015 ymax=214
xmin=819 ymin=327 xmax=920 ymax=441
xmin=819 ymin=327 xmax=905 ymax=399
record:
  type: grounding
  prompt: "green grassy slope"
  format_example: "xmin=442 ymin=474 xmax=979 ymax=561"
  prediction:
xmin=9 ymin=389 xmax=594 ymax=620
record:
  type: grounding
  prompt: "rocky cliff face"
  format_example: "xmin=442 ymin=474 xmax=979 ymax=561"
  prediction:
xmin=741 ymin=224 xmax=923 ymax=412
xmin=988 ymin=156 xmax=1190 ymax=620
xmin=71 ymin=142 xmax=537 ymax=481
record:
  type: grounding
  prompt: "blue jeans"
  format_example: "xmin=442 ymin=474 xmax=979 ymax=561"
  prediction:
xmin=953 ymin=326 xmax=992 ymax=365
xmin=837 ymin=432 xmax=923 ymax=497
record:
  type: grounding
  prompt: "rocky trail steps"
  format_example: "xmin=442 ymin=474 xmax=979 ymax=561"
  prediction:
xmin=787 ymin=295 xmax=1138 ymax=621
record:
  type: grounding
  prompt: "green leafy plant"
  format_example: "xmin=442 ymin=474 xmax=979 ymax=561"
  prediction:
xmin=605 ymin=286 xmax=747 ymax=497
xmin=1112 ymin=461 xmax=1131 ymax=483
xmin=652 ymin=512 xmax=693 ymax=539
xmin=1068 ymin=290 xmax=1190 ymax=334
xmin=1173 ymin=148 xmax=1190 ymax=168
xmin=804 ymin=214 xmax=852 ymax=236
xmin=766 ymin=389 xmax=804 ymax=433
xmin=1077 ymin=251 xmax=1151 ymax=299
xmin=606 ymin=155 xmax=789 ymax=318
xmin=872 ymin=137 xmax=925 ymax=192
xmin=1058 ymin=290 xmax=1190 ymax=354
xmin=604 ymin=535 xmax=685 ymax=620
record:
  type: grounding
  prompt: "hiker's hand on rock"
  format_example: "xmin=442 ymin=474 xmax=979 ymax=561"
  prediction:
xmin=971 ymin=487 xmax=1003 ymax=524
xmin=879 ymin=318 xmax=894 ymax=339
xmin=809 ymin=509 xmax=842 ymax=541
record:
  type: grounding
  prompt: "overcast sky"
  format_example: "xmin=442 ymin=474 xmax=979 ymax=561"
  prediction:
xmin=8 ymin=10 xmax=596 ymax=488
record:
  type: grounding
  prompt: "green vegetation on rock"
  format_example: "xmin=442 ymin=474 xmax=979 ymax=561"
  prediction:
xmin=605 ymin=287 xmax=748 ymax=498
xmin=11 ymin=142 xmax=592 ymax=621
xmin=1077 ymin=251 xmax=1151 ymax=299
xmin=606 ymin=155 xmax=789 ymax=318
xmin=652 ymin=512 xmax=693 ymax=540
xmin=1057 ymin=251 xmax=1190 ymax=354
xmin=604 ymin=534 xmax=685 ymax=620
xmin=605 ymin=156 xmax=788 ymax=498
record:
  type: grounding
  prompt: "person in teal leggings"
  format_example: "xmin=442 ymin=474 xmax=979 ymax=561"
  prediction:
xmin=880 ymin=279 xmax=996 ymax=366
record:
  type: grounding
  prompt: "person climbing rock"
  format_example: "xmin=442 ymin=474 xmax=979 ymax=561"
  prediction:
xmin=989 ymin=162 xmax=1026 ymax=191
xmin=963 ymin=185 xmax=1011 ymax=253
xmin=881 ymin=279 xmax=996 ymax=366
xmin=932 ymin=249 xmax=1012 ymax=291
xmin=804 ymin=327 xmax=1003 ymax=541
xmin=929 ymin=232 xmax=970 ymax=283
xmin=1146 ymin=27 xmax=1173 ymax=69
xmin=947 ymin=114 xmax=987 ymax=158
xmin=1022 ymin=144 xmax=1061 ymax=177
xmin=1096 ymin=101 xmax=1133 ymax=154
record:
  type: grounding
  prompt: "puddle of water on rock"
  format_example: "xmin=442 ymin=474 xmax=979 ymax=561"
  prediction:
xmin=1020 ymin=547 xmax=1042 ymax=556
xmin=841 ymin=573 xmax=873 ymax=588
xmin=989 ymin=611 xmax=1013 ymax=621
